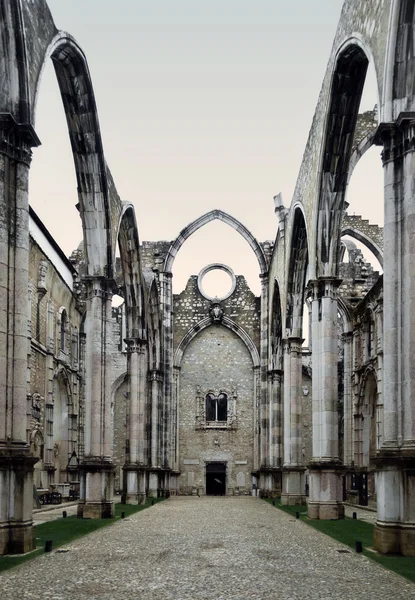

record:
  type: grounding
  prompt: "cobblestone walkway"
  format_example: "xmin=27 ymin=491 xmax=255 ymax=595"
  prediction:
xmin=1 ymin=497 xmax=413 ymax=599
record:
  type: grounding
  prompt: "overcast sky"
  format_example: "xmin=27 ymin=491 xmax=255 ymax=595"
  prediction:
xmin=30 ymin=0 xmax=381 ymax=296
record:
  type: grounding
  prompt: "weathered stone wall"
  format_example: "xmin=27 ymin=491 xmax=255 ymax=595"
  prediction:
xmin=113 ymin=377 xmax=128 ymax=493
xmin=178 ymin=325 xmax=255 ymax=494
xmin=27 ymin=232 xmax=83 ymax=488
xmin=173 ymin=275 xmax=260 ymax=355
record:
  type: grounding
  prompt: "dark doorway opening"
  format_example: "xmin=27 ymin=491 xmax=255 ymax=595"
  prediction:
xmin=206 ymin=462 xmax=226 ymax=496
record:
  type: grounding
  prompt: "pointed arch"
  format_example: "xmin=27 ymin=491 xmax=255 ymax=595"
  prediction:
xmin=269 ymin=278 xmax=283 ymax=370
xmin=117 ymin=202 xmax=145 ymax=339
xmin=148 ymin=278 xmax=162 ymax=371
xmin=315 ymin=41 xmax=380 ymax=278
xmin=164 ymin=209 xmax=267 ymax=274
xmin=341 ymin=227 xmax=383 ymax=268
xmin=286 ymin=207 xmax=309 ymax=337
xmin=174 ymin=316 xmax=260 ymax=369
xmin=33 ymin=32 xmax=113 ymax=278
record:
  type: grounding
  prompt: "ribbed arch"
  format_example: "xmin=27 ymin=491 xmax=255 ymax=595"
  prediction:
xmin=286 ymin=207 xmax=309 ymax=337
xmin=316 ymin=42 xmax=376 ymax=278
xmin=32 ymin=32 xmax=112 ymax=278
xmin=117 ymin=203 xmax=145 ymax=338
xmin=164 ymin=209 xmax=267 ymax=274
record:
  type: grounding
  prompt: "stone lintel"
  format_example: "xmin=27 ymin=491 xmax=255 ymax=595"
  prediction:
xmin=259 ymin=466 xmax=282 ymax=473
xmin=307 ymin=460 xmax=344 ymax=472
xmin=372 ymin=452 xmax=415 ymax=469
xmin=0 ymin=447 xmax=38 ymax=471
xmin=281 ymin=465 xmax=306 ymax=473
xmin=79 ymin=458 xmax=115 ymax=474
xmin=123 ymin=462 xmax=147 ymax=473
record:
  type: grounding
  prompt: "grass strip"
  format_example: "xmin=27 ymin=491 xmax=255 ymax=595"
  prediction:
xmin=265 ymin=498 xmax=415 ymax=583
xmin=0 ymin=498 xmax=164 ymax=573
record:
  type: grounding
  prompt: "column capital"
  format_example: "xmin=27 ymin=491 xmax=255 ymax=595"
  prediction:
xmin=373 ymin=114 xmax=415 ymax=164
xmin=308 ymin=277 xmax=341 ymax=300
xmin=267 ymin=368 xmax=283 ymax=383
xmin=149 ymin=369 xmax=163 ymax=382
xmin=84 ymin=277 xmax=116 ymax=300
xmin=283 ymin=337 xmax=304 ymax=354
xmin=125 ymin=338 xmax=146 ymax=354
xmin=0 ymin=113 xmax=40 ymax=166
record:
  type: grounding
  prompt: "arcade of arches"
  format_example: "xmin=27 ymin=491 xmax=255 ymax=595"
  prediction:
xmin=0 ymin=0 xmax=415 ymax=558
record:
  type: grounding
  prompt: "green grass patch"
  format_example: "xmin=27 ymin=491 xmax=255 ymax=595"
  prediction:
xmin=265 ymin=499 xmax=415 ymax=583
xmin=0 ymin=498 xmax=164 ymax=573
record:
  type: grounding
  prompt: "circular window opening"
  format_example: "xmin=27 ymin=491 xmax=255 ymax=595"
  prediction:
xmin=198 ymin=264 xmax=236 ymax=301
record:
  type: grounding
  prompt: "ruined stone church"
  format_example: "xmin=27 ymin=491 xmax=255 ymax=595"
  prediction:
xmin=1 ymin=0 xmax=414 ymax=558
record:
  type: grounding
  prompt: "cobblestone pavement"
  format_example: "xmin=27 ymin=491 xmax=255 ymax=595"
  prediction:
xmin=1 ymin=497 xmax=413 ymax=600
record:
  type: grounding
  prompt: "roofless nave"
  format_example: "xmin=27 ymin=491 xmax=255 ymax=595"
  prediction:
xmin=0 ymin=0 xmax=414 ymax=557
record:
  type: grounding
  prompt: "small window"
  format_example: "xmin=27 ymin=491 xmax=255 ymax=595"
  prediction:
xmin=60 ymin=309 xmax=67 ymax=352
xmin=206 ymin=393 xmax=228 ymax=422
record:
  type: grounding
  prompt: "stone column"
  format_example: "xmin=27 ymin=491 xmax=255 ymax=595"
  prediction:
xmin=259 ymin=274 xmax=269 ymax=492
xmin=268 ymin=369 xmax=283 ymax=493
xmin=253 ymin=366 xmax=260 ymax=473
xmin=342 ymin=331 xmax=354 ymax=467
xmin=282 ymin=337 xmax=305 ymax=505
xmin=148 ymin=369 xmax=162 ymax=498
xmin=373 ymin=117 xmax=415 ymax=556
xmin=124 ymin=338 xmax=147 ymax=504
xmin=160 ymin=272 xmax=173 ymax=491
xmin=78 ymin=278 xmax=115 ymax=518
xmin=308 ymin=279 xmax=344 ymax=520
xmin=0 ymin=116 xmax=39 ymax=554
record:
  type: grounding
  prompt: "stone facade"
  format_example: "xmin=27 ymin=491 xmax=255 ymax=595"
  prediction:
xmin=2 ymin=0 xmax=415 ymax=557
xmin=174 ymin=274 xmax=260 ymax=495
xmin=27 ymin=208 xmax=83 ymax=493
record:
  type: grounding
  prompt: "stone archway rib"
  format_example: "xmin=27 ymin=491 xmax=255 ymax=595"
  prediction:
xmin=164 ymin=209 xmax=267 ymax=274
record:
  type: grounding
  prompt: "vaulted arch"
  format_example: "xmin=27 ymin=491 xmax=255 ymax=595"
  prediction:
xmin=341 ymin=226 xmax=383 ymax=268
xmin=316 ymin=42 xmax=376 ymax=278
xmin=164 ymin=209 xmax=267 ymax=275
xmin=148 ymin=279 xmax=162 ymax=371
xmin=269 ymin=279 xmax=283 ymax=370
xmin=33 ymin=33 xmax=113 ymax=278
xmin=286 ymin=207 xmax=309 ymax=337
xmin=117 ymin=203 xmax=145 ymax=339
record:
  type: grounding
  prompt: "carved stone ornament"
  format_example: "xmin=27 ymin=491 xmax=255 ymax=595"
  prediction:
xmin=209 ymin=302 xmax=224 ymax=322
xmin=32 ymin=393 xmax=42 ymax=419
xmin=302 ymin=386 xmax=309 ymax=396
xmin=53 ymin=443 xmax=60 ymax=458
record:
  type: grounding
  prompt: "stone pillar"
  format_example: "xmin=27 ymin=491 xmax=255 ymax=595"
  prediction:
xmin=342 ymin=332 xmax=354 ymax=467
xmin=253 ymin=366 xmax=260 ymax=473
xmin=78 ymin=278 xmax=115 ymax=518
xmin=0 ymin=116 xmax=40 ymax=554
xmin=373 ymin=117 xmax=415 ymax=556
xmin=124 ymin=338 xmax=147 ymax=505
xmin=308 ymin=279 xmax=344 ymax=520
xmin=259 ymin=274 xmax=269 ymax=492
xmin=268 ymin=369 xmax=282 ymax=493
xmin=148 ymin=369 xmax=162 ymax=498
xmin=160 ymin=272 xmax=173 ymax=489
xmin=282 ymin=337 xmax=305 ymax=505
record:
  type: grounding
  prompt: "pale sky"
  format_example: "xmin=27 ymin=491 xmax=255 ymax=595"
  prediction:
xmin=30 ymin=0 xmax=382 ymax=296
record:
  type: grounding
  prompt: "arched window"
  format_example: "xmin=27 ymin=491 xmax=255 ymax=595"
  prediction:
xmin=59 ymin=308 xmax=67 ymax=353
xmin=206 ymin=393 xmax=228 ymax=422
